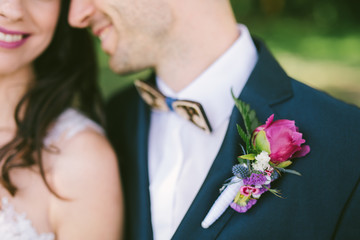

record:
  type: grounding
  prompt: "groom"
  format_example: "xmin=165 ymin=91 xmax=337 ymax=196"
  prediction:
xmin=69 ymin=0 xmax=360 ymax=239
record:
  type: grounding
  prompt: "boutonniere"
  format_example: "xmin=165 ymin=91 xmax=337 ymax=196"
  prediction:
xmin=201 ymin=92 xmax=310 ymax=228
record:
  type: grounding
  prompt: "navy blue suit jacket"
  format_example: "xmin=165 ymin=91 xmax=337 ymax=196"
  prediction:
xmin=106 ymin=39 xmax=360 ymax=239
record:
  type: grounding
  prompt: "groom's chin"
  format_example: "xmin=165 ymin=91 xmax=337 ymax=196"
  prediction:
xmin=108 ymin=56 xmax=151 ymax=76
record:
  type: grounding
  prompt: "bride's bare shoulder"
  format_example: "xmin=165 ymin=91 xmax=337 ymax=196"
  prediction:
xmin=49 ymin=128 xmax=120 ymax=196
xmin=47 ymin=128 xmax=123 ymax=240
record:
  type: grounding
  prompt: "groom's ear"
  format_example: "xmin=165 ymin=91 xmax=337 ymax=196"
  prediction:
xmin=68 ymin=0 xmax=95 ymax=29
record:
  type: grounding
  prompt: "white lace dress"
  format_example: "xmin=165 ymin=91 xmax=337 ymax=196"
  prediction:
xmin=0 ymin=109 xmax=104 ymax=240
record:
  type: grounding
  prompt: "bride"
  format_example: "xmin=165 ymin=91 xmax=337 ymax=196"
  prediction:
xmin=0 ymin=0 xmax=123 ymax=239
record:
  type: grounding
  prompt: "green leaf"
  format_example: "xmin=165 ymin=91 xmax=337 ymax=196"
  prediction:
xmin=236 ymin=124 xmax=249 ymax=146
xmin=236 ymin=124 xmax=253 ymax=154
xmin=276 ymin=160 xmax=293 ymax=169
xmin=237 ymin=156 xmax=248 ymax=165
xmin=240 ymin=154 xmax=256 ymax=160
xmin=277 ymin=168 xmax=302 ymax=176
xmin=231 ymin=90 xmax=261 ymax=136
xmin=264 ymin=186 xmax=285 ymax=199
xmin=249 ymin=110 xmax=260 ymax=133
xmin=254 ymin=130 xmax=271 ymax=153
xmin=234 ymin=192 xmax=242 ymax=203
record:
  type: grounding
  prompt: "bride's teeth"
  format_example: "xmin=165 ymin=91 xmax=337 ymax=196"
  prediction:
xmin=14 ymin=35 xmax=22 ymax=41
xmin=5 ymin=35 xmax=12 ymax=42
xmin=0 ymin=32 xmax=23 ymax=42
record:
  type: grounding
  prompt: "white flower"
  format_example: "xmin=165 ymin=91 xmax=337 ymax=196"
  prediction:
xmin=265 ymin=175 xmax=272 ymax=185
xmin=252 ymin=151 xmax=271 ymax=172
xmin=255 ymin=151 xmax=271 ymax=162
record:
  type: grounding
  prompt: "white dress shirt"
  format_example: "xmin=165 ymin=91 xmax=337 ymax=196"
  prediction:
xmin=148 ymin=24 xmax=258 ymax=240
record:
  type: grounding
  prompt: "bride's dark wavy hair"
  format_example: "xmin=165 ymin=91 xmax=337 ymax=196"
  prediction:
xmin=0 ymin=0 xmax=104 ymax=196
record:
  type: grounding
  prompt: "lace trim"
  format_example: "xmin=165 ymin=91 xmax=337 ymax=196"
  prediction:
xmin=44 ymin=108 xmax=104 ymax=147
xmin=0 ymin=197 xmax=55 ymax=240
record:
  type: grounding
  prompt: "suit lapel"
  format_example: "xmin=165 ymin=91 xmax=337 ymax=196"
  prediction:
xmin=171 ymin=100 xmax=244 ymax=239
xmin=131 ymin=92 xmax=154 ymax=240
xmin=172 ymin=39 xmax=293 ymax=239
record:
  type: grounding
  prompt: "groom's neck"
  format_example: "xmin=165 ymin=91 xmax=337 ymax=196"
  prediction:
xmin=154 ymin=2 xmax=239 ymax=92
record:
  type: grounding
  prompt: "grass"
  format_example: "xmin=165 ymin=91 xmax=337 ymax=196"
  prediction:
xmin=98 ymin=18 xmax=360 ymax=107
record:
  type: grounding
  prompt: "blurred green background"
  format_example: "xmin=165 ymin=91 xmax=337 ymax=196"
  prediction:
xmin=98 ymin=0 xmax=360 ymax=107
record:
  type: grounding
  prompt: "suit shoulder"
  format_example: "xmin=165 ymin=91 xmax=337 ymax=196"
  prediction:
xmin=106 ymin=83 xmax=142 ymax=127
xmin=106 ymin=83 xmax=139 ymax=114
xmin=277 ymin=78 xmax=360 ymax=166
xmin=274 ymin=78 xmax=360 ymax=158
xmin=289 ymin=79 xmax=360 ymax=120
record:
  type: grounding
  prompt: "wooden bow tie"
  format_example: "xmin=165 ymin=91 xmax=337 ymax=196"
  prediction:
xmin=134 ymin=80 xmax=212 ymax=133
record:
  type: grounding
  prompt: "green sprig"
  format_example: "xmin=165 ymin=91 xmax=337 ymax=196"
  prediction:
xmin=231 ymin=90 xmax=261 ymax=154
xmin=236 ymin=124 xmax=251 ymax=153
xmin=276 ymin=167 xmax=302 ymax=176
xmin=264 ymin=186 xmax=285 ymax=199
xmin=231 ymin=90 xmax=261 ymax=135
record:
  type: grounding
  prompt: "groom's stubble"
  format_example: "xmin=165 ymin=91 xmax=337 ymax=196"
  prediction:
xmin=105 ymin=0 xmax=176 ymax=74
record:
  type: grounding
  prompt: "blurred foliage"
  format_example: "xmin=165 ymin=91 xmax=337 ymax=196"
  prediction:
xmin=229 ymin=0 xmax=360 ymax=107
xmin=98 ymin=1 xmax=360 ymax=107
xmin=231 ymin=0 xmax=360 ymax=30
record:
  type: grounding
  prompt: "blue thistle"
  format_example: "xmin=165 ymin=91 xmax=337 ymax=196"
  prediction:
xmin=232 ymin=164 xmax=249 ymax=179
xmin=271 ymin=170 xmax=280 ymax=181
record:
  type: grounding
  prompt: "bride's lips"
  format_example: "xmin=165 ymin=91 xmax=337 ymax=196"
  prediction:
xmin=0 ymin=26 xmax=31 ymax=49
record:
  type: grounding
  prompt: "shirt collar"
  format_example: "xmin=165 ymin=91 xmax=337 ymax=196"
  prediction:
xmin=156 ymin=24 xmax=258 ymax=131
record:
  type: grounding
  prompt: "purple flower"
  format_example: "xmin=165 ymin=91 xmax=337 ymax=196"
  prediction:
xmin=258 ymin=184 xmax=270 ymax=194
xmin=230 ymin=199 xmax=257 ymax=213
xmin=252 ymin=114 xmax=310 ymax=164
xmin=243 ymin=173 xmax=267 ymax=186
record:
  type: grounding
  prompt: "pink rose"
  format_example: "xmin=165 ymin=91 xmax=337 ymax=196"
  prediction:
xmin=252 ymin=114 xmax=310 ymax=164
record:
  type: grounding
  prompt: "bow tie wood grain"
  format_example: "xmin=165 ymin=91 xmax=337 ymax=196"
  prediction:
xmin=134 ymin=80 xmax=212 ymax=133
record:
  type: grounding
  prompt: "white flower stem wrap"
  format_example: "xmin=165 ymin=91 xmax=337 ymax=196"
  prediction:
xmin=201 ymin=177 xmax=244 ymax=229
